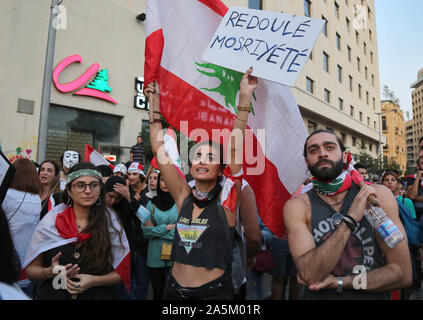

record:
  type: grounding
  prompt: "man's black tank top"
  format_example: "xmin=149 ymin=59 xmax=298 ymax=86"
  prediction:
xmin=171 ymin=194 xmax=233 ymax=271
xmin=303 ymin=184 xmax=389 ymax=300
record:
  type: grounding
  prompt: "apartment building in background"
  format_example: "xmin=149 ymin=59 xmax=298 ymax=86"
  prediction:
xmin=380 ymin=100 xmax=406 ymax=173
xmin=238 ymin=0 xmax=384 ymax=159
xmin=408 ymin=68 xmax=423 ymax=169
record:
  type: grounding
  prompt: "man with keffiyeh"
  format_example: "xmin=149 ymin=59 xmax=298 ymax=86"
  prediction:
xmin=284 ymin=129 xmax=411 ymax=300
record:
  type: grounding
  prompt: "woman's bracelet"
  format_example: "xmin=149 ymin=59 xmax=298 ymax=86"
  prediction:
xmin=237 ymin=105 xmax=252 ymax=113
xmin=149 ymin=119 xmax=162 ymax=124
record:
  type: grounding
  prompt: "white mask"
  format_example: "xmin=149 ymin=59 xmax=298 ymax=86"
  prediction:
xmin=63 ymin=150 xmax=79 ymax=169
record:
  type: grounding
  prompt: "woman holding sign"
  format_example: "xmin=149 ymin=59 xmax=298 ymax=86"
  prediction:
xmin=144 ymin=68 xmax=257 ymax=300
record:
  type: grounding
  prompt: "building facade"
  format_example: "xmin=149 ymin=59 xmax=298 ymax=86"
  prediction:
xmin=406 ymin=118 xmax=416 ymax=170
xmin=0 ymin=0 xmax=148 ymax=163
xmin=1 ymin=0 xmax=384 ymax=165
xmin=409 ymin=68 xmax=423 ymax=168
xmin=381 ymin=101 xmax=406 ymax=173
xmin=239 ymin=0 xmax=384 ymax=159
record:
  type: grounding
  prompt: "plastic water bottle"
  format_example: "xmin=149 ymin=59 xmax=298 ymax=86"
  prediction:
xmin=364 ymin=205 xmax=404 ymax=248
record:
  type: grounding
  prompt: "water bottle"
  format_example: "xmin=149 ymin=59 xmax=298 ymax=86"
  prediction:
xmin=364 ymin=205 xmax=404 ymax=248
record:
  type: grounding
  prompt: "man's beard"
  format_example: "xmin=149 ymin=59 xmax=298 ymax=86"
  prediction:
xmin=308 ymin=157 xmax=345 ymax=182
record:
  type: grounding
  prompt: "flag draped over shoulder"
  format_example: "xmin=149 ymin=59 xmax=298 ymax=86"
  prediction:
xmin=144 ymin=0 xmax=309 ymax=236
xmin=22 ymin=204 xmax=131 ymax=292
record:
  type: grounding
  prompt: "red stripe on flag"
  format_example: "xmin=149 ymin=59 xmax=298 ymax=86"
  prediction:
xmin=144 ymin=29 xmax=164 ymax=85
xmin=115 ymin=253 xmax=131 ymax=294
xmin=197 ymin=0 xmax=228 ymax=17
xmin=158 ymin=66 xmax=290 ymax=237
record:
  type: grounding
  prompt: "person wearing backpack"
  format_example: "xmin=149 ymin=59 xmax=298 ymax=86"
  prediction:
xmin=382 ymin=171 xmax=423 ymax=299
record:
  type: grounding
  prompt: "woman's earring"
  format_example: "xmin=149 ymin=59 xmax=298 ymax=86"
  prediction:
xmin=95 ymin=196 xmax=102 ymax=207
xmin=67 ymin=197 xmax=73 ymax=207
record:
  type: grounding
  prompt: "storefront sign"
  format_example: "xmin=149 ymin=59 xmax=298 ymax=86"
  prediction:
xmin=134 ymin=77 xmax=149 ymax=110
xmin=53 ymin=54 xmax=117 ymax=104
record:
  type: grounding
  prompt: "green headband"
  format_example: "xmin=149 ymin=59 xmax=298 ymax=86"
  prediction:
xmin=66 ymin=169 xmax=103 ymax=184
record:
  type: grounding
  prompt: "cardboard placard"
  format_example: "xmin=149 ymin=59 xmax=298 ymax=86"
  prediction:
xmin=201 ymin=7 xmax=324 ymax=86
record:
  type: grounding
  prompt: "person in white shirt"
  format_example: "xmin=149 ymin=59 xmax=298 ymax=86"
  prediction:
xmin=1 ymin=158 xmax=41 ymax=297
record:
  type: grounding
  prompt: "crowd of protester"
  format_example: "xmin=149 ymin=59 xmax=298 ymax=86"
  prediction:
xmin=1 ymin=70 xmax=423 ymax=301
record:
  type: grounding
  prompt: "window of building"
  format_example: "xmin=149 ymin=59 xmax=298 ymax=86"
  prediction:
xmin=346 ymin=17 xmax=350 ymax=32
xmin=324 ymin=89 xmax=331 ymax=103
xmin=306 ymin=77 xmax=314 ymax=94
xmin=358 ymin=84 xmax=362 ymax=98
xmin=341 ymin=132 xmax=346 ymax=144
xmin=370 ymin=51 xmax=374 ymax=63
xmin=336 ymin=33 xmax=341 ymax=50
xmin=367 ymin=116 xmax=370 ymax=126
xmin=363 ymin=42 xmax=367 ymax=55
xmin=335 ymin=2 xmax=340 ymax=18
xmin=46 ymin=105 xmax=121 ymax=162
xmin=369 ymin=143 xmax=373 ymax=152
xmin=357 ymin=57 xmax=361 ymax=71
xmin=355 ymin=31 xmax=359 ymax=44
xmin=338 ymin=98 xmax=344 ymax=111
xmin=372 ymin=74 xmax=375 ymax=86
xmin=365 ymin=66 xmax=368 ymax=79
xmin=349 ymin=76 xmax=353 ymax=91
xmin=323 ymin=52 xmax=329 ymax=72
xmin=366 ymin=91 xmax=369 ymax=104
xmin=382 ymin=116 xmax=387 ymax=130
xmin=352 ymin=136 xmax=357 ymax=147
xmin=337 ymin=65 xmax=342 ymax=83
xmin=248 ymin=0 xmax=263 ymax=9
xmin=322 ymin=16 xmax=328 ymax=36
xmin=308 ymin=120 xmax=317 ymax=133
xmin=359 ymin=111 xmax=363 ymax=121
xmin=304 ymin=0 xmax=311 ymax=17
xmin=350 ymin=105 xmax=354 ymax=116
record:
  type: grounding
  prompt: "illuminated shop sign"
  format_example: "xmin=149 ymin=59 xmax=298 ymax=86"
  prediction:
xmin=134 ymin=77 xmax=148 ymax=110
xmin=53 ymin=54 xmax=117 ymax=104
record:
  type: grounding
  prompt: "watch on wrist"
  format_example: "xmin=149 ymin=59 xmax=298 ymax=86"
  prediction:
xmin=331 ymin=212 xmax=343 ymax=228
xmin=335 ymin=277 xmax=343 ymax=293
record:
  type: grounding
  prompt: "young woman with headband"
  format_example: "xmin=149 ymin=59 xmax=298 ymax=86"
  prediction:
xmin=145 ymin=68 xmax=258 ymax=300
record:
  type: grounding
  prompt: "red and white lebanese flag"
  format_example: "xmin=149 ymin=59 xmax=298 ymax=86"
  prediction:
xmin=84 ymin=144 xmax=115 ymax=170
xmin=164 ymin=127 xmax=186 ymax=181
xmin=144 ymin=0 xmax=309 ymax=237
xmin=22 ymin=204 xmax=131 ymax=292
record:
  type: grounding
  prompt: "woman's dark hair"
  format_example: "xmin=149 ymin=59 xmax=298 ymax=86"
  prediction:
xmin=303 ymin=129 xmax=346 ymax=157
xmin=96 ymin=165 xmax=113 ymax=177
xmin=9 ymin=158 xmax=42 ymax=195
xmin=0 ymin=207 xmax=21 ymax=285
xmin=62 ymin=162 xmax=116 ymax=275
xmin=381 ymin=170 xmax=401 ymax=184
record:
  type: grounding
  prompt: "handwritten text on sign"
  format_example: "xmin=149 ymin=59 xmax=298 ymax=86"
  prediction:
xmin=202 ymin=7 xmax=324 ymax=87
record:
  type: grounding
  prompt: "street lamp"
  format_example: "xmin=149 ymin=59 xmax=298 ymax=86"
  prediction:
xmin=374 ymin=108 xmax=396 ymax=169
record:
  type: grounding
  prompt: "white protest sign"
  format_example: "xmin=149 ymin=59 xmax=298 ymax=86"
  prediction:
xmin=201 ymin=7 xmax=325 ymax=87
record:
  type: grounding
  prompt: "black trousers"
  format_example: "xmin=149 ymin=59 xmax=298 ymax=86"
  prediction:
xmin=148 ymin=266 xmax=171 ymax=300
xmin=164 ymin=269 xmax=234 ymax=300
